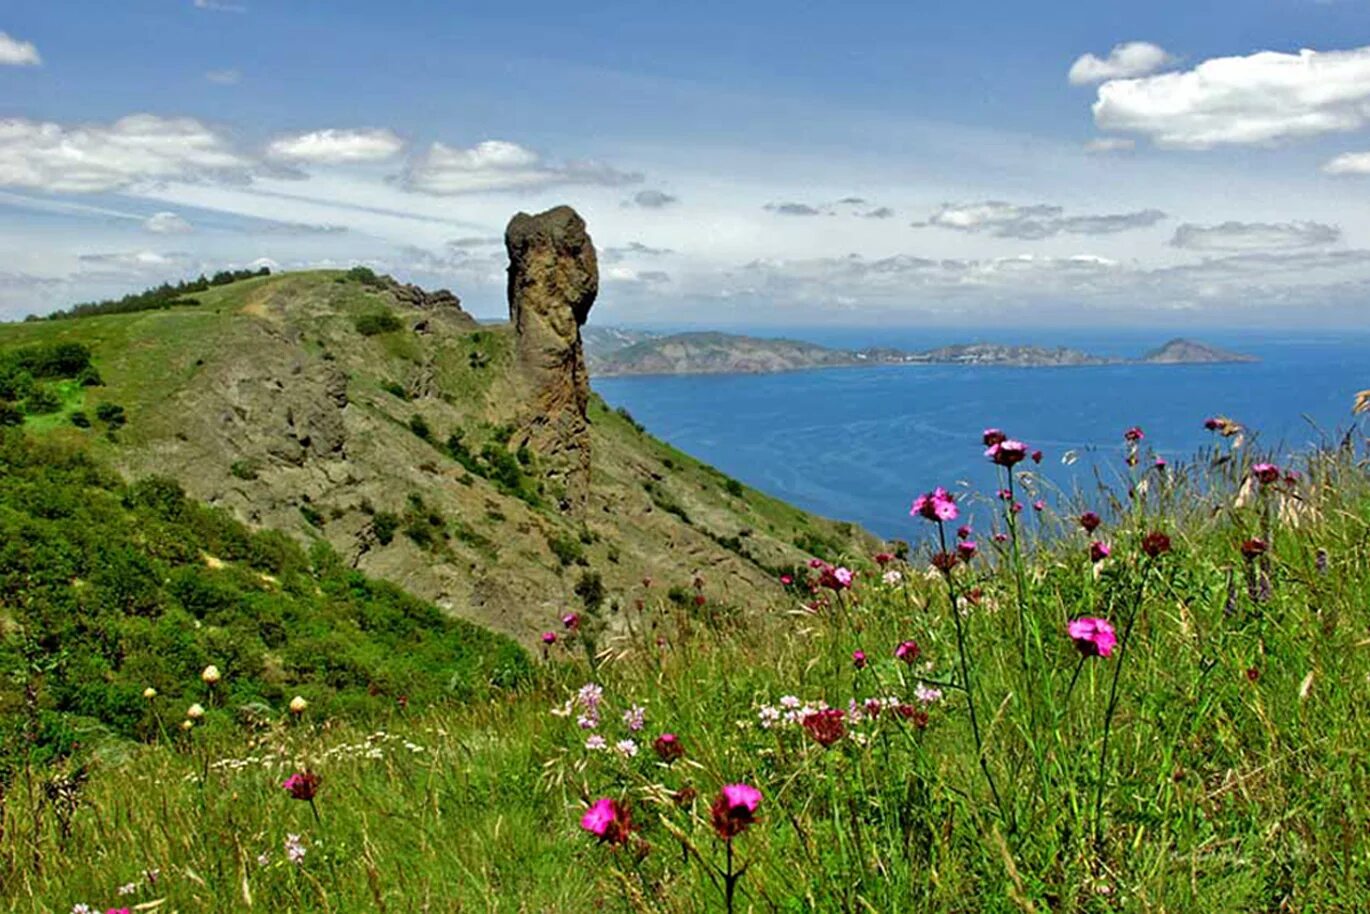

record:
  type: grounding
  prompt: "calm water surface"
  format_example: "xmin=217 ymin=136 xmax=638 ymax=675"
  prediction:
xmin=592 ymin=329 xmax=1370 ymax=539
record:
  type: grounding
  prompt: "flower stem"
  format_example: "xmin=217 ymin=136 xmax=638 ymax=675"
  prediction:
xmin=1093 ymin=564 xmax=1148 ymax=844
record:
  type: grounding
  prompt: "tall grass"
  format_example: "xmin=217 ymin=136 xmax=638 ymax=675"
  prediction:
xmin=4 ymin=422 xmax=1370 ymax=912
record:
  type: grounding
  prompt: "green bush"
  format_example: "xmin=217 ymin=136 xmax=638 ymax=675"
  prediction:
xmin=409 ymin=414 xmax=432 ymax=441
xmin=354 ymin=311 xmax=403 ymax=336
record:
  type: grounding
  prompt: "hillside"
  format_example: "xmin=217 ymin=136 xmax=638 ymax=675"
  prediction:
xmin=0 ymin=211 xmax=872 ymax=646
xmin=587 ymin=328 xmax=1257 ymax=376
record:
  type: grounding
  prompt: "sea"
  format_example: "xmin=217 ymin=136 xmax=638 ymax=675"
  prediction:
xmin=591 ymin=328 xmax=1370 ymax=541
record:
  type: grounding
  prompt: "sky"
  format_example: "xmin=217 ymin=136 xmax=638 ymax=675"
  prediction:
xmin=4 ymin=1 xmax=1370 ymax=328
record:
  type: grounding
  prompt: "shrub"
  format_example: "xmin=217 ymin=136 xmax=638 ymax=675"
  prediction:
xmin=95 ymin=403 xmax=127 ymax=429
xmin=229 ymin=460 xmax=259 ymax=481
xmin=373 ymin=511 xmax=399 ymax=545
xmin=381 ymin=380 xmax=408 ymax=400
xmin=69 ymin=411 xmax=91 ymax=429
xmin=409 ymin=414 xmax=432 ymax=441
xmin=354 ymin=311 xmax=403 ymax=336
xmin=22 ymin=386 xmax=61 ymax=415
xmin=548 ymin=534 xmax=585 ymax=567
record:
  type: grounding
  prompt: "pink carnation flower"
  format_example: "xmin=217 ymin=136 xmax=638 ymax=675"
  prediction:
xmin=1068 ymin=617 xmax=1117 ymax=658
xmin=911 ymin=487 xmax=958 ymax=522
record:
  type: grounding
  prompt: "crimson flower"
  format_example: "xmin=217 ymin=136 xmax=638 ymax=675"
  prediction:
xmin=1124 ymin=426 xmax=1145 ymax=443
xmin=895 ymin=640 xmax=921 ymax=664
xmin=982 ymin=428 xmax=1007 ymax=447
xmin=710 ymin=784 xmax=762 ymax=839
xmin=1089 ymin=541 xmax=1111 ymax=563
xmin=801 ymin=708 xmax=846 ymax=748
xmin=852 ymin=649 xmax=867 ymax=670
xmin=1240 ymin=538 xmax=1268 ymax=560
xmin=986 ymin=440 xmax=1028 ymax=467
xmin=282 ymin=771 xmax=320 ymax=802
xmin=1079 ymin=512 xmax=1101 ymax=533
xmin=653 ymin=733 xmax=685 ymax=763
xmin=1252 ymin=462 xmax=1281 ymax=485
xmin=1141 ymin=531 xmax=1172 ymax=558
xmin=581 ymin=797 xmax=634 ymax=846
xmin=957 ymin=540 xmax=978 ymax=561
xmin=561 ymin=612 xmax=580 ymax=630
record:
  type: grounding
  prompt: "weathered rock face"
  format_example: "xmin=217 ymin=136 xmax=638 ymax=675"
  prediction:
xmin=505 ymin=205 xmax=599 ymax=513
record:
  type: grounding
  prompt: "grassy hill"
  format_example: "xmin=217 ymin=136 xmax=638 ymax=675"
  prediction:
xmin=0 ymin=270 xmax=873 ymax=645
xmin=4 ymin=420 xmax=1368 ymax=911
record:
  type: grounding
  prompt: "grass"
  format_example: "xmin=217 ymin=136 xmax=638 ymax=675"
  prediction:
xmin=4 ymin=420 xmax=1369 ymax=911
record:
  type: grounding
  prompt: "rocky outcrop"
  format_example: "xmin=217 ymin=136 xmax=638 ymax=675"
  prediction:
xmin=504 ymin=205 xmax=599 ymax=513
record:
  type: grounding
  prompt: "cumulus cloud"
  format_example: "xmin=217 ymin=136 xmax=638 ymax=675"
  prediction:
xmin=765 ymin=202 xmax=823 ymax=216
xmin=266 ymin=128 xmax=405 ymax=164
xmin=1069 ymin=42 xmax=1174 ymax=85
xmin=205 ymin=69 xmax=241 ymax=85
xmin=0 ymin=115 xmax=251 ymax=193
xmin=1323 ymin=151 xmax=1370 ymax=175
xmin=1093 ymin=45 xmax=1370 ymax=149
xmin=76 ymin=250 xmax=192 ymax=278
xmin=0 ymin=32 xmax=41 ymax=66
xmin=143 ymin=211 xmax=193 ymax=234
xmin=625 ymin=189 xmax=679 ymax=208
xmin=862 ymin=206 xmax=895 ymax=219
xmin=1169 ymin=221 xmax=1340 ymax=251
xmin=402 ymin=139 xmax=641 ymax=195
xmin=1084 ymin=137 xmax=1135 ymax=154
xmin=919 ymin=201 xmax=1166 ymax=239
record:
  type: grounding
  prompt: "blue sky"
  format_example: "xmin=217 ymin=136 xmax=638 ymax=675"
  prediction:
xmin=5 ymin=0 xmax=1370 ymax=326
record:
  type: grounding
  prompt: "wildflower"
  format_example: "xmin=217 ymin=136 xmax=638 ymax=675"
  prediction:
xmin=541 ymin=631 xmax=557 ymax=645
xmin=982 ymin=428 xmax=1007 ymax=447
xmin=956 ymin=524 xmax=972 ymax=540
xmin=915 ymin=683 xmax=943 ymax=704
xmin=1316 ymin=549 xmax=1328 ymax=574
xmin=801 ymin=708 xmax=846 ymax=747
xmin=911 ymin=487 xmax=958 ymax=522
xmin=1240 ymin=538 xmax=1268 ymax=560
xmin=1011 ymin=502 xmax=1023 ymax=514
xmin=201 ymin=665 xmax=221 ymax=686
xmin=71 ymin=906 xmax=94 ymax=914
xmin=779 ymin=574 xmax=793 ymax=585
xmin=779 ymin=695 xmax=802 ymax=710
xmin=1089 ymin=541 xmax=1111 ymax=563
xmin=1252 ymin=462 xmax=1280 ymax=484
xmin=180 ymin=720 xmax=194 ymax=732
xmin=1246 ymin=667 xmax=1260 ymax=682
xmin=284 ymin=833 xmax=306 ymax=865
xmin=882 ymin=569 xmax=903 ymax=585
xmin=615 ymin=739 xmax=639 ymax=758
xmin=577 ymin=683 xmax=604 ymax=710
xmin=1032 ymin=500 xmax=1045 ymax=512
xmin=1079 ymin=512 xmax=1101 ymax=533
xmin=893 ymin=704 xmax=930 ymax=728
xmin=1153 ymin=456 xmax=1167 ymax=471
xmin=1124 ymin=426 xmax=1145 ymax=443
xmin=289 ymin=695 xmax=308 ymax=715
xmin=576 ymin=712 xmax=599 ymax=730
xmin=1141 ymin=531 xmax=1172 ymax=558
xmin=957 ymin=540 xmax=978 ymax=561
xmin=561 ymin=612 xmax=580 ymax=630
xmin=1203 ymin=417 xmax=1220 ymax=431
xmin=694 ymin=594 xmax=706 ymax=607
xmin=986 ymin=439 xmax=1028 ymax=467
xmin=895 ymin=640 xmax=921 ymax=664
xmin=653 ymin=733 xmax=684 ymax=763
xmin=117 ymin=883 xmax=137 ymax=896
xmin=710 ymin=784 xmax=762 ymax=839
xmin=185 ymin=703 xmax=205 ymax=721
xmin=585 ymin=734 xmax=608 ymax=751
xmin=145 ymin=869 xmax=160 ymax=887
xmin=623 ymin=705 xmax=646 ymax=732
xmin=997 ymin=488 xmax=1012 ymax=501
xmin=255 ymin=852 xmax=270 ymax=867
xmin=1068 ymin=617 xmax=1117 ymax=658
xmin=581 ymin=797 xmax=634 ymax=846
xmin=818 ymin=564 xmax=854 ymax=590
xmin=851 ymin=649 xmax=867 ymax=670
xmin=756 ymin=706 xmax=781 ymax=729
xmin=874 ymin=552 xmax=894 ymax=566
xmin=142 ymin=687 xmax=157 ymax=700
xmin=282 ymin=771 xmax=320 ymax=801
xmin=965 ymin=587 xmax=983 ymax=604
xmin=931 ymin=551 xmax=959 ymax=573
xmin=992 ymin=533 xmax=1008 ymax=543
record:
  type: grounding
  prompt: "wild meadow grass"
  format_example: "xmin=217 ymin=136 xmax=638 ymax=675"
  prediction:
xmin=5 ymin=420 xmax=1370 ymax=912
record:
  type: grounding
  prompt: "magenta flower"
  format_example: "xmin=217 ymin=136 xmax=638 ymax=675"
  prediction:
xmin=992 ymin=532 xmax=1008 ymax=543
xmin=581 ymin=797 xmax=633 ymax=846
xmin=711 ymin=784 xmax=762 ymax=839
xmin=1252 ymin=462 xmax=1280 ymax=485
xmin=561 ymin=612 xmax=580 ymax=630
xmin=801 ymin=708 xmax=847 ymax=748
xmin=983 ymin=428 xmax=1007 ymax=447
xmin=1031 ymin=449 xmax=1044 ymax=464
xmin=818 ymin=565 xmax=854 ymax=590
xmin=1068 ymin=617 xmax=1118 ymax=658
xmin=852 ymin=649 xmax=867 ymax=670
xmin=895 ymin=640 xmax=921 ymax=664
xmin=1089 ymin=541 xmax=1111 ymax=563
xmin=1153 ymin=457 xmax=1167 ymax=470
xmin=957 ymin=540 xmax=978 ymax=561
xmin=653 ymin=733 xmax=684 ymax=763
xmin=986 ymin=439 xmax=1029 ymax=467
xmin=282 ymin=771 xmax=320 ymax=802
xmin=1032 ymin=499 xmax=1045 ymax=512
xmin=911 ymin=487 xmax=958 ymax=522
xmin=956 ymin=525 xmax=972 ymax=540
xmin=1124 ymin=426 xmax=1145 ymax=443
xmin=541 ymin=631 xmax=557 ymax=645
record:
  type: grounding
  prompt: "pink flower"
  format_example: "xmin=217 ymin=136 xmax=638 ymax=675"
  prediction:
xmin=801 ymin=708 xmax=846 ymax=747
xmin=895 ymin=640 xmax=921 ymax=664
xmin=818 ymin=565 xmax=854 ymax=590
xmin=957 ymin=540 xmax=978 ymax=561
xmin=541 ymin=631 xmax=557 ymax=645
xmin=581 ymin=797 xmax=633 ymax=846
xmin=1153 ymin=457 xmax=1167 ymax=470
xmin=986 ymin=439 xmax=1028 ymax=467
xmin=874 ymin=552 xmax=894 ymax=566
xmin=281 ymin=771 xmax=320 ymax=801
xmin=982 ymin=428 xmax=1007 ymax=447
xmin=711 ymin=784 xmax=762 ymax=839
xmin=1032 ymin=500 xmax=1045 ymax=512
xmin=1068 ymin=617 xmax=1117 ymax=658
xmin=992 ymin=533 xmax=1008 ymax=543
xmin=1079 ymin=512 xmax=1101 ymax=533
xmin=561 ymin=612 xmax=580 ymax=630
xmin=1124 ymin=426 xmax=1145 ymax=443
xmin=1089 ymin=541 xmax=1111 ymax=563
xmin=956 ymin=525 xmax=972 ymax=540
xmin=911 ymin=487 xmax=958 ymax=522
xmin=1203 ymin=417 xmax=1220 ymax=431
xmin=653 ymin=733 xmax=684 ymax=763
xmin=1252 ymin=462 xmax=1280 ymax=484
xmin=852 ymin=649 xmax=867 ymax=670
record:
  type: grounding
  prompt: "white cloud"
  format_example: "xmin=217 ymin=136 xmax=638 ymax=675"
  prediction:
xmin=1084 ymin=137 xmax=1135 ymax=154
xmin=143 ymin=211 xmax=193 ymax=234
xmin=1069 ymin=42 xmax=1173 ymax=85
xmin=919 ymin=201 xmax=1166 ymax=239
xmin=1169 ymin=220 xmax=1340 ymax=251
xmin=1323 ymin=151 xmax=1370 ymax=174
xmin=1093 ymin=45 xmax=1370 ymax=149
xmin=625 ymin=189 xmax=678 ymax=208
xmin=266 ymin=128 xmax=405 ymax=164
xmin=0 ymin=115 xmax=251 ymax=193
xmin=193 ymin=0 xmax=246 ymax=12
xmin=0 ymin=31 xmax=41 ymax=66
xmin=206 ymin=69 xmax=241 ymax=85
xmin=401 ymin=139 xmax=641 ymax=195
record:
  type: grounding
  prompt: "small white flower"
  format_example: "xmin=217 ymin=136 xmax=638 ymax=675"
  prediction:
xmin=623 ymin=704 xmax=646 ymax=732
xmin=117 ymin=882 xmax=137 ymax=896
xmin=615 ymin=739 xmax=639 ymax=758
xmin=256 ymin=852 xmax=270 ymax=867
xmin=779 ymin=695 xmax=801 ymax=710
xmin=915 ymin=684 xmax=943 ymax=705
xmin=883 ymin=569 xmax=903 ymax=585
xmin=71 ymin=905 xmax=94 ymax=914
xmin=284 ymin=833 xmax=307 ymax=865
xmin=585 ymin=734 xmax=607 ymax=751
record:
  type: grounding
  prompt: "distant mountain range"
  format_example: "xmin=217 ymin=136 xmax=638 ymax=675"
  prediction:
xmin=582 ymin=328 xmax=1258 ymax=377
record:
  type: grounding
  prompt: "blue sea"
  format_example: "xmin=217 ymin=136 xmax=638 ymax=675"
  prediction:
xmin=592 ymin=328 xmax=1370 ymax=540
